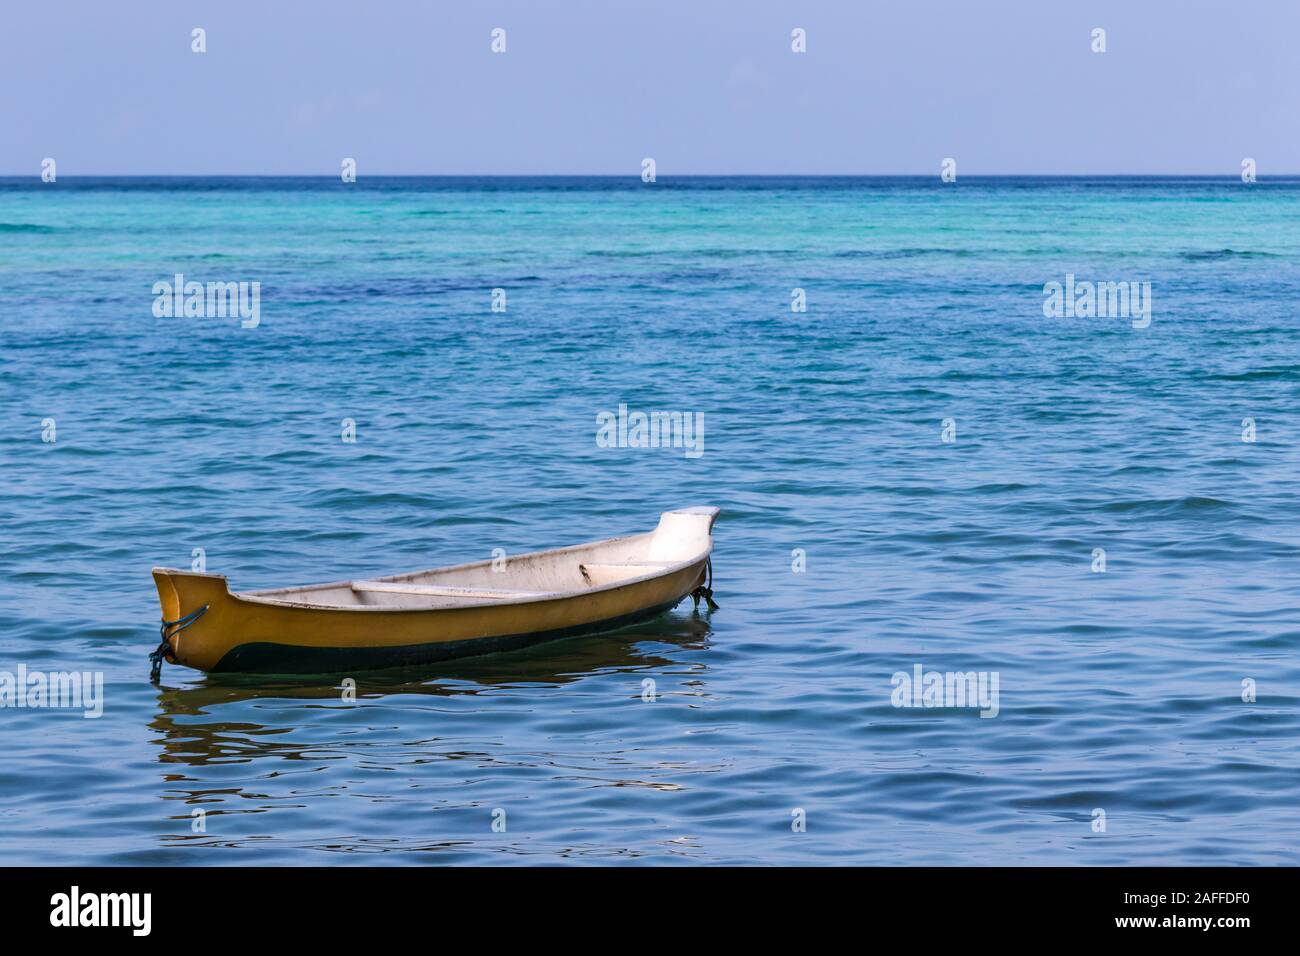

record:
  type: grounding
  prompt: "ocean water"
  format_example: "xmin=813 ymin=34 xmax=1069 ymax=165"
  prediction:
xmin=1 ymin=176 xmax=1299 ymax=865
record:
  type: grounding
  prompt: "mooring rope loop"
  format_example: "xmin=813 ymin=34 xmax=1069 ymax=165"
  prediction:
xmin=690 ymin=556 xmax=719 ymax=612
xmin=149 ymin=603 xmax=209 ymax=683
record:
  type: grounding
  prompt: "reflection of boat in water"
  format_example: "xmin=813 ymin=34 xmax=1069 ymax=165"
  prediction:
xmin=150 ymin=508 xmax=720 ymax=678
xmin=148 ymin=611 xmax=714 ymax=767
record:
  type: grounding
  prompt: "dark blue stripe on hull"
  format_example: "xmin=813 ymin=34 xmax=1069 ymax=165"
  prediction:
xmin=210 ymin=598 xmax=686 ymax=674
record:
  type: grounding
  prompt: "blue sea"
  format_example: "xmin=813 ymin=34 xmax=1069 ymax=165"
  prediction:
xmin=2 ymin=176 xmax=1298 ymax=865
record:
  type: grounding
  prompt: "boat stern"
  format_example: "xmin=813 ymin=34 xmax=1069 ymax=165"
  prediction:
xmin=150 ymin=568 xmax=235 ymax=675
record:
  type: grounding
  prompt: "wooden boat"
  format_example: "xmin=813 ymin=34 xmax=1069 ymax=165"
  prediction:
xmin=149 ymin=507 xmax=719 ymax=678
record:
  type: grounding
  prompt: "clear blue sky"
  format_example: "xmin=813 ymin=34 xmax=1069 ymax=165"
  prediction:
xmin=4 ymin=0 xmax=1295 ymax=175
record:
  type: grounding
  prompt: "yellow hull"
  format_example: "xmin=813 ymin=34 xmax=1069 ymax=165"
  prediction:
xmin=150 ymin=508 xmax=718 ymax=675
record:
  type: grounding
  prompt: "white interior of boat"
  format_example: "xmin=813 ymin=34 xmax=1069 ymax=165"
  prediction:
xmin=243 ymin=507 xmax=718 ymax=610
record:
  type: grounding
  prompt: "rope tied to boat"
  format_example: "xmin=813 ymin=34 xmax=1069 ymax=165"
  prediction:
xmin=691 ymin=556 xmax=719 ymax=612
xmin=149 ymin=604 xmax=209 ymax=683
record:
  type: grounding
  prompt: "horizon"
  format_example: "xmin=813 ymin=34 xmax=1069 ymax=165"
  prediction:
xmin=7 ymin=172 xmax=1300 ymax=180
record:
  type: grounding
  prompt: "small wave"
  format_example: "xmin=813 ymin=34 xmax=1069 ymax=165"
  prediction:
xmin=0 ymin=223 xmax=55 ymax=233
xmin=1209 ymin=366 xmax=1300 ymax=381
xmin=301 ymin=489 xmax=442 ymax=508
xmin=1099 ymin=495 xmax=1234 ymax=515
xmin=1180 ymin=248 xmax=1280 ymax=261
xmin=964 ymin=482 xmax=1034 ymax=494
xmin=832 ymin=247 xmax=972 ymax=260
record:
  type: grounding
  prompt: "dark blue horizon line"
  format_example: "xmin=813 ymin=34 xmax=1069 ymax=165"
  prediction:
xmin=2 ymin=173 xmax=1296 ymax=180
